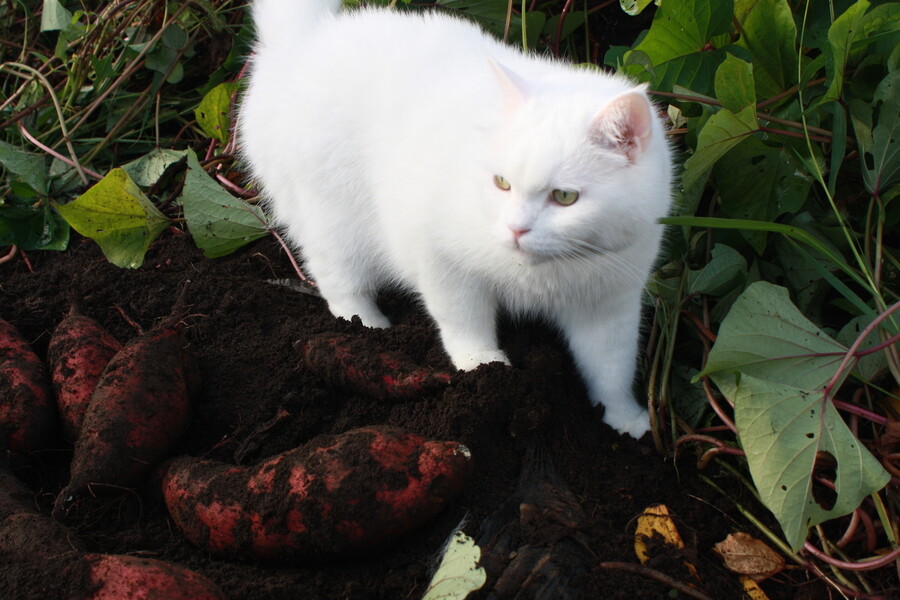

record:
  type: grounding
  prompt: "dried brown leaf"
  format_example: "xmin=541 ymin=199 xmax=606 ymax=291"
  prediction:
xmin=713 ymin=532 xmax=784 ymax=582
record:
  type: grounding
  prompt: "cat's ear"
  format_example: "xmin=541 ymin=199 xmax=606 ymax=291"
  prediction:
xmin=489 ymin=59 xmax=528 ymax=112
xmin=589 ymin=89 xmax=655 ymax=162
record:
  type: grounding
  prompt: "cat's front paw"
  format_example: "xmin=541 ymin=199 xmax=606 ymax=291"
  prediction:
xmin=451 ymin=349 xmax=511 ymax=371
xmin=602 ymin=406 xmax=650 ymax=439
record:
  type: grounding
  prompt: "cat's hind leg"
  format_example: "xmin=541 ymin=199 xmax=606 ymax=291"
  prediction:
xmin=279 ymin=203 xmax=391 ymax=328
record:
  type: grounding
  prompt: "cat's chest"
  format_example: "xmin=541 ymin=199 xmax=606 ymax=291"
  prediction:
xmin=488 ymin=255 xmax=617 ymax=315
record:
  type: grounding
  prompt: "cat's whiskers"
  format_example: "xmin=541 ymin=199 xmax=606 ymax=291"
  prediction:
xmin=564 ymin=240 xmax=647 ymax=287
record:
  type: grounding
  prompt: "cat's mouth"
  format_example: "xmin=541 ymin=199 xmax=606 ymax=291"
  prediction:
xmin=508 ymin=242 xmax=555 ymax=265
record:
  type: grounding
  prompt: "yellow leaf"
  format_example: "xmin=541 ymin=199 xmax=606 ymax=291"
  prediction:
xmin=634 ymin=504 xmax=699 ymax=580
xmin=739 ymin=575 xmax=771 ymax=600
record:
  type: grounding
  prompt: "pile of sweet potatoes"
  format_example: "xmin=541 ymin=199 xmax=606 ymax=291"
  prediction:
xmin=1 ymin=307 xmax=199 ymax=518
xmin=1 ymin=304 xmax=474 ymax=588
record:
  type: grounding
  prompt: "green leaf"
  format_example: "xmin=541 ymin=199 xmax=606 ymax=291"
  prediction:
xmin=734 ymin=0 xmax=798 ymax=101
xmin=0 ymin=204 xmax=69 ymax=251
xmin=682 ymin=105 xmax=759 ymax=191
xmin=619 ymin=0 xmax=655 ymax=16
xmin=822 ymin=0 xmax=871 ymax=103
xmin=699 ymin=282 xmax=848 ymax=394
xmin=733 ymin=373 xmax=889 ymax=552
xmin=701 ymin=282 xmax=890 ymax=551
xmin=646 ymin=50 xmax=724 ymax=96
xmin=122 ymin=148 xmax=190 ymax=187
xmin=40 ymin=0 xmax=73 ymax=32
xmin=836 ymin=315 xmax=889 ymax=382
xmin=629 ymin=0 xmax=733 ymax=65
xmin=195 ymin=83 xmax=239 ymax=144
xmin=54 ymin=168 xmax=169 ymax=268
xmin=180 ymin=151 xmax=269 ymax=258
xmin=860 ymin=72 xmax=899 ymax=197
xmin=422 ymin=531 xmax=486 ymax=600
xmin=713 ymin=136 xmax=812 ymax=253
xmin=659 ymin=216 xmax=874 ymax=303
xmin=714 ymin=53 xmax=756 ymax=112
xmin=687 ymin=243 xmax=747 ymax=296
xmin=0 ymin=141 xmax=49 ymax=195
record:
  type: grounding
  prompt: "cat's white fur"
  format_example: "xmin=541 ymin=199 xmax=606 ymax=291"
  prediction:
xmin=239 ymin=0 xmax=673 ymax=438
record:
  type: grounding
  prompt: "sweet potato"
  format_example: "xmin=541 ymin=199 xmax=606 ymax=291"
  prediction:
xmin=53 ymin=319 xmax=199 ymax=519
xmin=1 ymin=465 xmax=224 ymax=600
xmin=47 ymin=304 xmax=123 ymax=442
xmin=299 ymin=333 xmax=451 ymax=400
xmin=162 ymin=426 xmax=472 ymax=560
xmin=0 ymin=552 xmax=225 ymax=600
xmin=0 ymin=318 xmax=57 ymax=453
xmin=80 ymin=554 xmax=226 ymax=600
xmin=0 ymin=462 xmax=81 ymax=560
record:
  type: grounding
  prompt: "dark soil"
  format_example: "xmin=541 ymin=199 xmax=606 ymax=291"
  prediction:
xmin=1 ymin=231 xmax=827 ymax=599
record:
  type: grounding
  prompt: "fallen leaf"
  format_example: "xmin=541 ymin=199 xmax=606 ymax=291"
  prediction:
xmin=739 ymin=574 xmax=771 ymax=599
xmin=877 ymin=421 xmax=900 ymax=454
xmin=634 ymin=504 xmax=699 ymax=580
xmin=422 ymin=530 xmax=486 ymax=600
xmin=714 ymin=532 xmax=785 ymax=581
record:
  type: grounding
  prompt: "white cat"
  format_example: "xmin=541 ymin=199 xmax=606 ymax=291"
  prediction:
xmin=239 ymin=0 xmax=673 ymax=438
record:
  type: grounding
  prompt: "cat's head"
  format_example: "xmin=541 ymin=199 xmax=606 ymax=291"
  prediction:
xmin=483 ymin=62 xmax=671 ymax=265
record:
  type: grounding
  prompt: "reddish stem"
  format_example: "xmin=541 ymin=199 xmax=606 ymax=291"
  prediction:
xmin=702 ymin=376 xmax=737 ymax=433
xmin=803 ymin=541 xmax=900 ymax=571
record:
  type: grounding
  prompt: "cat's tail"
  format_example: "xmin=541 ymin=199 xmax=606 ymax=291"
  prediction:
xmin=251 ymin=0 xmax=342 ymax=49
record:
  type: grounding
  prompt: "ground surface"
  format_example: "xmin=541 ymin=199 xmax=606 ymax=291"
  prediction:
xmin=1 ymin=232 xmax=827 ymax=599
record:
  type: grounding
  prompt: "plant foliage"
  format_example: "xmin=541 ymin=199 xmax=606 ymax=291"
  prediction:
xmin=1 ymin=0 xmax=898 ymax=594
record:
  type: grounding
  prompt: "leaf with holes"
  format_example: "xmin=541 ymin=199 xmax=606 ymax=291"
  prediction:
xmin=54 ymin=168 xmax=169 ymax=268
xmin=700 ymin=282 xmax=890 ymax=551
xmin=732 ymin=373 xmax=889 ymax=552
xmin=629 ymin=0 xmax=733 ymax=64
xmin=195 ymin=83 xmax=239 ymax=144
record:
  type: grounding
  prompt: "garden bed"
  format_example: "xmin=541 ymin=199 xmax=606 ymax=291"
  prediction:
xmin=1 ymin=232 xmax=828 ymax=599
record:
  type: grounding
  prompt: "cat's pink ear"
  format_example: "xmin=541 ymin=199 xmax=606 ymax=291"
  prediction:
xmin=489 ymin=59 xmax=528 ymax=112
xmin=590 ymin=89 xmax=655 ymax=162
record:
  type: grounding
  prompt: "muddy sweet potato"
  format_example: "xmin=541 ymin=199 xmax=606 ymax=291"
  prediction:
xmin=299 ymin=333 xmax=451 ymax=400
xmin=0 ymin=462 xmax=81 ymax=560
xmin=80 ymin=554 xmax=226 ymax=600
xmin=1 ymin=464 xmax=223 ymax=599
xmin=0 ymin=552 xmax=226 ymax=600
xmin=0 ymin=318 xmax=57 ymax=454
xmin=53 ymin=319 xmax=200 ymax=519
xmin=47 ymin=305 xmax=123 ymax=442
xmin=162 ymin=426 xmax=472 ymax=561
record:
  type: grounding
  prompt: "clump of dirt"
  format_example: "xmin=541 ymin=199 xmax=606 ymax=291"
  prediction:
xmin=1 ymin=231 xmax=825 ymax=599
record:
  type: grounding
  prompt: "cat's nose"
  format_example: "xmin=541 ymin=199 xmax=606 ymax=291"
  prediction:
xmin=510 ymin=227 xmax=530 ymax=242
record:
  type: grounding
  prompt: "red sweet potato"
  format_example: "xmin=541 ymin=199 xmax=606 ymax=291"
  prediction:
xmin=0 ymin=462 xmax=81 ymax=560
xmin=0 ymin=318 xmax=57 ymax=453
xmin=53 ymin=319 xmax=200 ymax=519
xmin=47 ymin=305 xmax=123 ymax=442
xmin=80 ymin=554 xmax=225 ymax=600
xmin=1 ymin=464 xmax=224 ymax=599
xmin=299 ymin=333 xmax=451 ymax=400
xmin=162 ymin=426 xmax=472 ymax=561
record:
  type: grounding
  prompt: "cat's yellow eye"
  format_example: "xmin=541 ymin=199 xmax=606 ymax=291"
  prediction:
xmin=493 ymin=175 xmax=511 ymax=191
xmin=551 ymin=189 xmax=579 ymax=206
